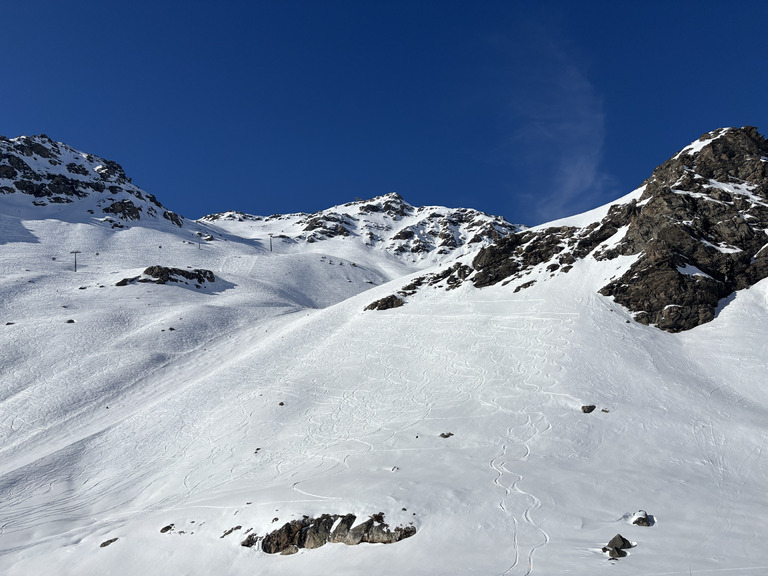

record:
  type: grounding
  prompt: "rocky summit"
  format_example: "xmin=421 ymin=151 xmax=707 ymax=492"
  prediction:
xmin=0 ymin=135 xmax=183 ymax=228
xmin=376 ymin=127 xmax=768 ymax=332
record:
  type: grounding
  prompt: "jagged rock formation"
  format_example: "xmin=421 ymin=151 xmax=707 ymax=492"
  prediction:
xmin=0 ymin=134 xmax=184 ymax=226
xmin=252 ymin=513 xmax=416 ymax=555
xmin=597 ymin=127 xmax=768 ymax=331
xmin=381 ymin=127 xmax=768 ymax=333
xmin=202 ymin=193 xmax=521 ymax=264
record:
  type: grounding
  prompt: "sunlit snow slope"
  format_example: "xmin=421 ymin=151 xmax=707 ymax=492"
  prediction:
xmin=2 ymin=133 xmax=768 ymax=576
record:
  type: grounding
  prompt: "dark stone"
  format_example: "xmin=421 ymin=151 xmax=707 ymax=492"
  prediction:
xmin=220 ymin=525 xmax=242 ymax=538
xmin=632 ymin=510 xmax=652 ymax=526
xmin=603 ymin=545 xmax=627 ymax=558
xmin=142 ymin=266 xmax=215 ymax=285
xmin=240 ymin=533 xmax=261 ymax=548
xmin=115 ymin=276 xmax=140 ymax=286
xmin=303 ymin=514 xmax=338 ymax=549
xmin=100 ymin=538 xmax=118 ymax=548
xmin=440 ymin=432 xmax=454 ymax=438
xmin=262 ymin=519 xmax=309 ymax=553
xmin=581 ymin=405 xmax=596 ymax=413
xmin=364 ymin=295 xmax=404 ymax=311
xmin=103 ymin=199 xmax=141 ymax=220
xmin=160 ymin=524 xmax=174 ymax=533
xmin=328 ymin=514 xmax=356 ymax=543
xmin=163 ymin=210 xmax=183 ymax=227
xmin=605 ymin=533 xmax=632 ymax=550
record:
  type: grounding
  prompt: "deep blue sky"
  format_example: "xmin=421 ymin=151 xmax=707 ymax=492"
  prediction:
xmin=4 ymin=1 xmax=767 ymax=225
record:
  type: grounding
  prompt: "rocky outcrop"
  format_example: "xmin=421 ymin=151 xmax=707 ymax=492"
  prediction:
xmin=464 ymin=127 xmax=768 ymax=332
xmin=256 ymin=513 xmax=416 ymax=554
xmin=116 ymin=266 xmax=216 ymax=287
xmin=597 ymin=127 xmax=768 ymax=331
xmin=364 ymin=295 xmax=404 ymax=311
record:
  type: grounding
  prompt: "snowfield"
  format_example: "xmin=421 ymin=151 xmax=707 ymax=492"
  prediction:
xmin=2 ymin=195 xmax=768 ymax=576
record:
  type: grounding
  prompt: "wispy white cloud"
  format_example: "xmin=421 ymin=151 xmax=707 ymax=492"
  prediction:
xmin=495 ymin=23 xmax=619 ymax=224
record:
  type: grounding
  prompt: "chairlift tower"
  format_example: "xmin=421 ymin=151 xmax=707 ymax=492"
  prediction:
xmin=70 ymin=250 xmax=81 ymax=272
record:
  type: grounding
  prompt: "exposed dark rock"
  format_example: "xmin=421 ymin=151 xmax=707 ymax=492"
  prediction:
xmin=466 ymin=127 xmax=768 ymax=332
xmin=220 ymin=525 xmax=242 ymax=538
xmin=160 ymin=524 xmax=174 ymax=533
xmin=143 ymin=266 xmax=216 ymax=285
xmin=115 ymin=276 xmax=140 ymax=286
xmin=103 ymin=199 xmax=141 ymax=220
xmin=261 ymin=518 xmax=309 ymax=553
xmin=240 ymin=533 xmax=261 ymax=547
xmin=260 ymin=512 xmax=416 ymax=554
xmin=602 ymin=533 xmax=633 ymax=559
xmin=440 ymin=432 xmax=454 ymax=438
xmin=581 ymin=405 xmax=596 ymax=413
xmin=329 ymin=514 xmax=357 ymax=543
xmin=1 ymin=136 xmax=184 ymax=226
xmin=631 ymin=510 xmax=653 ymax=526
xmin=99 ymin=538 xmax=118 ymax=548
xmin=302 ymin=514 xmax=337 ymax=549
xmin=364 ymin=295 xmax=404 ymax=311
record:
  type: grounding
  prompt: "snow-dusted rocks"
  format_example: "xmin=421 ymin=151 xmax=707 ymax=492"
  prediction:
xmin=0 ymin=135 xmax=184 ymax=227
xmin=201 ymin=192 xmax=521 ymax=267
xmin=387 ymin=126 xmax=768 ymax=332
xmin=598 ymin=127 xmax=768 ymax=331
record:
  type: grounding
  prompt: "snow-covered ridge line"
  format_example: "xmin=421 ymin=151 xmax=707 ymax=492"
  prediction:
xmin=201 ymin=192 xmax=523 ymax=268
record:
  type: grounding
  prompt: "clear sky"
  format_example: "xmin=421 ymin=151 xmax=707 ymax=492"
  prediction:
xmin=4 ymin=1 xmax=767 ymax=225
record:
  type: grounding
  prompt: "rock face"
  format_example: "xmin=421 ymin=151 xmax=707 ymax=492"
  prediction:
xmin=597 ymin=127 xmax=768 ymax=331
xmin=257 ymin=513 xmax=416 ymax=554
xmin=462 ymin=126 xmax=768 ymax=332
xmin=0 ymin=134 xmax=184 ymax=227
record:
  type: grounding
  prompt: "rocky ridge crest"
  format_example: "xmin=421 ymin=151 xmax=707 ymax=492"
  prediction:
xmin=202 ymin=192 xmax=521 ymax=263
xmin=371 ymin=127 xmax=768 ymax=332
xmin=0 ymin=135 xmax=184 ymax=227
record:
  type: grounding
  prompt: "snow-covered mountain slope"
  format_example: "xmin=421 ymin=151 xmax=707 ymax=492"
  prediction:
xmin=201 ymin=192 xmax=521 ymax=273
xmin=2 ymin=130 xmax=768 ymax=576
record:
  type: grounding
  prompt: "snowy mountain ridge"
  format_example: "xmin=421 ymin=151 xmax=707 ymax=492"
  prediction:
xmin=0 ymin=134 xmax=185 ymax=229
xmin=2 ymin=128 xmax=768 ymax=576
xmin=202 ymin=192 xmax=521 ymax=269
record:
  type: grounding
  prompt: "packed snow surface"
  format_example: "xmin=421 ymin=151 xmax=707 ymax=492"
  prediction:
xmin=2 ymin=199 xmax=768 ymax=576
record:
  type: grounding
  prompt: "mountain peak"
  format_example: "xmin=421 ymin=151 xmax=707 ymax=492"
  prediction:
xmin=0 ymin=135 xmax=184 ymax=228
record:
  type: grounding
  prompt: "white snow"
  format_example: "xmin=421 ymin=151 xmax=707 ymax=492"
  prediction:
xmin=2 ymin=186 xmax=768 ymax=576
xmin=672 ymin=128 xmax=731 ymax=160
xmin=677 ymin=263 xmax=712 ymax=278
